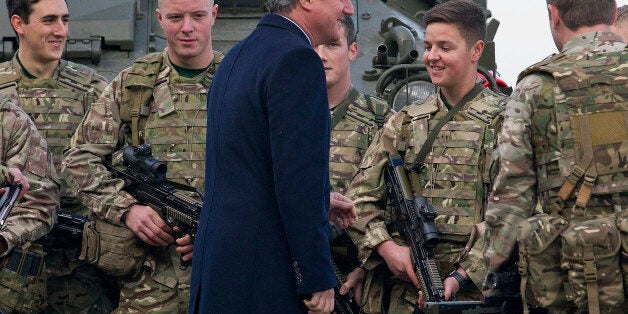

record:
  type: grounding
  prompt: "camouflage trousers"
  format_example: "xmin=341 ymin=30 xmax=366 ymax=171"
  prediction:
xmin=113 ymin=245 xmax=190 ymax=313
xmin=46 ymin=263 xmax=118 ymax=314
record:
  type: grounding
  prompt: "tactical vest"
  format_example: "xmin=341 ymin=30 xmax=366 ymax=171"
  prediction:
xmin=521 ymin=46 xmax=628 ymax=217
xmin=119 ymin=51 xmax=223 ymax=190
xmin=330 ymin=89 xmax=390 ymax=194
xmin=0 ymin=59 xmax=98 ymax=200
xmin=400 ymin=91 xmax=504 ymax=243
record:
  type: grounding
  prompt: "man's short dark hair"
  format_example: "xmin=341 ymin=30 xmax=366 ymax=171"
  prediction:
xmin=547 ymin=0 xmax=615 ymax=30
xmin=340 ymin=15 xmax=356 ymax=45
xmin=423 ymin=0 xmax=486 ymax=47
xmin=6 ymin=0 xmax=41 ymax=23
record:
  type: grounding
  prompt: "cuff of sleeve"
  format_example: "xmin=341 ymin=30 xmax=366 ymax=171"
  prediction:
xmin=457 ymin=256 xmax=487 ymax=291
xmin=105 ymin=191 xmax=137 ymax=225
xmin=0 ymin=233 xmax=15 ymax=257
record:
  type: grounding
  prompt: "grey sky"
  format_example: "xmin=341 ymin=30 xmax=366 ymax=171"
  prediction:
xmin=489 ymin=0 xmax=627 ymax=86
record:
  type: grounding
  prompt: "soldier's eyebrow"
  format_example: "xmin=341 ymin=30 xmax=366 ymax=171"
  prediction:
xmin=40 ymin=13 xmax=70 ymax=21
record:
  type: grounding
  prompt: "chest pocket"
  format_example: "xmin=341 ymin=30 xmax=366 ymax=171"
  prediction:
xmin=143 ymin=81 xmax=208 ymax=189
xmin=17 ymin=88 xmax=85 ymax=172
xmin=330 ymin=121 xmax=371 ymax=194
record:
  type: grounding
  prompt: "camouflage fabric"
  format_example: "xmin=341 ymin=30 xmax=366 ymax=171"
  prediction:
xmin=0 ymin=95 xmax=59 ymax=313
xmin=483 ymin=31 xmax=627 ymax=312
xmin=346 ymin=86 xmax=504 ymax=312
xmin=0 ymin=54 xmax=107 ymax=206
xmin=330 ymin=87 xmax=391 ymax=195
xmin=0 ymin=54 xmax=113 ymax=313
xmin=62 ymin=48 xmax=222 ymax=312
xmin=0 ymin=95 xmax=59 ymax=255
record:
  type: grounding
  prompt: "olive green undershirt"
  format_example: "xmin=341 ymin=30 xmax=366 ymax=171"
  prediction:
xmin=171 ymin=62 xmax=208 ymax=78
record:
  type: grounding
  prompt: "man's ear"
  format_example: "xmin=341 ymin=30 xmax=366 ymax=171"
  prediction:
xmin=470 ymin=40 xmax=484 ymax=63
xmin=10 ymin=15 xmax=25 ymax=36
xmin=299 ymin=0 xmax=314 ymax=12
xmin=547 ymin=4 xmax=561 ymax=30
xmin=348 ymin=42 xmax=358 ymax=61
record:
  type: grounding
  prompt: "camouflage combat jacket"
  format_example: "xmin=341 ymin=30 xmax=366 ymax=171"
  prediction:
xmin=0 ymin=54 xmax=107 ymax=208
xmin=0 ymin=95 xmax=59 ymax=257
xmin=330 ymin=87 xmax=391 ymax=194
xmin=484 ymin=31 xmax=627 ymax=271
xmin=62 ymin=48 xmax=222 ymax=288
xmin=346 ymin=86 xmax=504 ymax=288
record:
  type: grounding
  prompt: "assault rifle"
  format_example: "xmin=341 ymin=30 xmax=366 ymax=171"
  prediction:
xmin=37 ymin=211 xmax=88 ymax=255
xmin=105 ymin=144 xmax=202 ymax=270
xmin=385 ymin=154 xmax=523 ymax=313
xmin=384 ymin=154 xmax=444 ymax=303
xmin=0 ymin=183 xmax=22 ymax=228
xmin=329 ymin=223 xmax=360 ymax=314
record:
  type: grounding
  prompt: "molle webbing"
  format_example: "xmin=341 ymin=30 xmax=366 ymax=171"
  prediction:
xmin=528 ymin=48 xmax=628 ymax=213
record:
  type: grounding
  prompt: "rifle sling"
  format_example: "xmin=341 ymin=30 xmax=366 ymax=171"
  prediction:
xmin=410 ymin=83 xmax=485 ymax=173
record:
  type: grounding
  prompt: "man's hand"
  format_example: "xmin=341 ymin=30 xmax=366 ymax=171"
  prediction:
xmin=175 ymin=233 xmax=193 ymax=262
xmin=123 ymin=204 xmax=174 ymax=246
xmin=417 ymin=267 xmax=467 ymax=310
xmin=303 ymin=288 xmax=334 ymax=314
xmin=8 ymin=168 xmax=29 ymax=200
xmin=339 ymin=267 xmax=365 ymax=304
xmin=376 ymin=240 xmax=419 ymax=288
xmin=329 ymin=192 xmax=355 ymax=228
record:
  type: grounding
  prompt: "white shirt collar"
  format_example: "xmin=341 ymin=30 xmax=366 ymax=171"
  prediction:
xmin=276 ymin=14 xmax=312 ymax=46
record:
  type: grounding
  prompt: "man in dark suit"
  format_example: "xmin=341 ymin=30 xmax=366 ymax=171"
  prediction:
xmin=189 ymin=0 xmax=355 ymax=313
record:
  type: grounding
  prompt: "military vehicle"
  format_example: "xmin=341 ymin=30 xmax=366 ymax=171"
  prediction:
xmin=0 ymin=0 xmax=508 ymax=112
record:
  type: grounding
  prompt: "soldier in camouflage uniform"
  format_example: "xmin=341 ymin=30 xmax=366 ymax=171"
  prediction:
xmin=0 ymin=94 xmax=59 ymax=313
xmin=482 ymin=0 xmax=627 ymax=313
xmin=62 ymin=0 xmax=222 ymax=312
xmin=0 ymin=0 xmax=114 ymax=312
xmin=345 ymin=1 xmax=506 ymax=312
xmin=314 ymin=15 xmax=392 ymax=304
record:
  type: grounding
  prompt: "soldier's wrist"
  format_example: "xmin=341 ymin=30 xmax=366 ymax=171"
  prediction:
xmin=446 ymin=268 xmax=468 ymax=289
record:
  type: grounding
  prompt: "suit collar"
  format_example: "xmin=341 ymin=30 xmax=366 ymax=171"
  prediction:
xmin=258 ymin=13 xmax=312 ymax=46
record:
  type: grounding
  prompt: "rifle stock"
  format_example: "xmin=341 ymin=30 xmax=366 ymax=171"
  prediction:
xmin=37 ymin=211 xmax=87 ymax=254
xmin=105 ymin=144 xmax=202 ymax=270
xmin=384 ymin=154 xmax=444 ymax=303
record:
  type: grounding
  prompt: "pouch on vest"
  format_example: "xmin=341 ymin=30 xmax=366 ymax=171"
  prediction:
xmin=0 ymin=243 xmax=47 ymax=313
xmin=80 ymin=219 xmax=147 ymax=277
xmin=516 ymin=213 xmax=569 ymax=308
xmin=560 ymin=215 xmax=624 ymax=312
xmin=618 ymin=210 xmax=628 ymax=303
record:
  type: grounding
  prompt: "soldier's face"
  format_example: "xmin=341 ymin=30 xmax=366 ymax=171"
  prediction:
xmin=157 ymin=0 xmax=217 ymax=68
xmin=423 ymin=22 xmax=482 ymax=92
xmin=11 ymin=0 xmax=68 ymax=64
xmin=314 ymin=24 xmax=357 ymax=91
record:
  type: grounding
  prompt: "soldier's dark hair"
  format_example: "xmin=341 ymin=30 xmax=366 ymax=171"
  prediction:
xmin=615 ymin=5 xmax=628 ymax=25
xmin=546 ymin=0 xmax=615 ymax=30
xmin=7 ymin=0 xmax=40 ymax=23
xmin=423 ymin=0 xmax=486 ymax=47
xmin=266 ymin=0 xmax=298 ymax=13
xmin=341 ymin=15 xmax=357 ymax=45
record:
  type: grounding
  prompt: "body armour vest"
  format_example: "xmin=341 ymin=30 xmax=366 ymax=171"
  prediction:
xmin=0 ymin=57 xmax=101 ymax=200
xmin=330 ymin=88 xmax=390 ymax=194
xmin=521 ymin=46 xmax=628 ymax=217
xmin=401 ymin=90 xmax=504 ymax=243
xmin=120 ymin=51 xmax=223 ymax=191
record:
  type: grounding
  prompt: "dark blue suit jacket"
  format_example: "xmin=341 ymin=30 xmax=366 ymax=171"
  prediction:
xmin=189 ymin=13 xmax=336 ymax=313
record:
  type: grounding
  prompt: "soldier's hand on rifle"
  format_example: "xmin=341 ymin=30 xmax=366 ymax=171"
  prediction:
xmin=377 ymin=240 xmax=420 ymax=288
xmin=5 ymin=168 xmax=29 ymax=200
xmin=304 ymin=288 xmax=334 ymax=314
xmin=443 ymin=267 xmax=467 ymax=300
xmin=340 ymin=266 xmax=365 ymax=304
xmin=124 ymin=204 xmax=174 ymax=246
xmin=175 ymin=233 xmax=193 ymax=262
xmin=329 ymin=192 xmax=356 ymax=229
